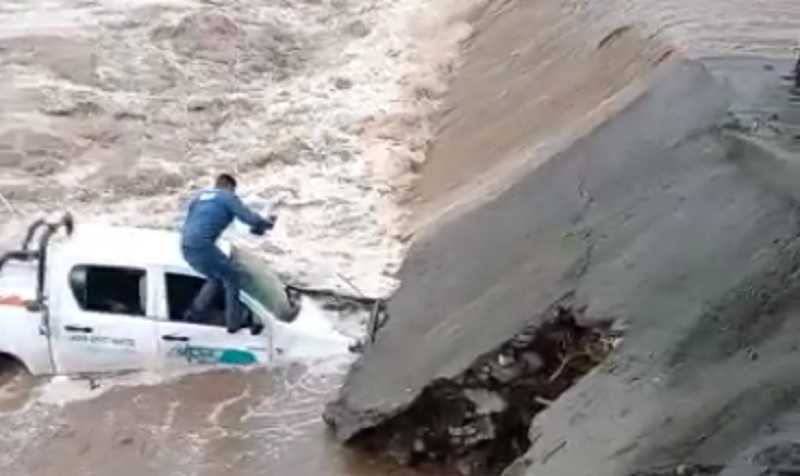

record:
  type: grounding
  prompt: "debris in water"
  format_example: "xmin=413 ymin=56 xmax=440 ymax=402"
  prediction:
xmin=339 ymin=306 xmax=619 ymax=476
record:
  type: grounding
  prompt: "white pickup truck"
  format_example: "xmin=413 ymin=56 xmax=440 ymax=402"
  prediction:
xmin=0 ymin=213 xmax=353 ymax=377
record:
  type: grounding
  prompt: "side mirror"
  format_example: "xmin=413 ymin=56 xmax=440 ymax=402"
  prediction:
xmin=24 ymin=300 xmax=42 ymax=312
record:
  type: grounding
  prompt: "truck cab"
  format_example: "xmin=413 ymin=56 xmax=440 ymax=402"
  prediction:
xmin=0 ymin=213 xmax=352 ymax=377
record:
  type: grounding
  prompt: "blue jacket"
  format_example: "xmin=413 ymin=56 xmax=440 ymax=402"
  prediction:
xmin=181 ymin=188 xmax=270 ymax=249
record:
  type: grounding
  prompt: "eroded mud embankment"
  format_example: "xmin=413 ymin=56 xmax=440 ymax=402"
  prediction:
xmin=331 ymin=306 xmax=618 ymax=475
xmin=323 ymin=0 xmax=800 ymax=474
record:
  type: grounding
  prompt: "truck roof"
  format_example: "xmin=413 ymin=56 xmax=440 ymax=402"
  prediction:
xmin=51 ymin=224 xmax=232 ymax=270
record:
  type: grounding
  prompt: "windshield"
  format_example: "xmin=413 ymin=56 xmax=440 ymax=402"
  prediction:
xmin=230 ymin=245 xmax=296 ymax=322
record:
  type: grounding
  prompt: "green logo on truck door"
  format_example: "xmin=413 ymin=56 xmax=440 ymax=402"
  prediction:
xmin=168 ymin=344 xmax=257 ymax=365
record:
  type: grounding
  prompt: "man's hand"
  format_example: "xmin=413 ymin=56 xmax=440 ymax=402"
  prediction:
xmin=265 ymin=214 xmax=277 ymax=229
xmin=250 ymin=214 xmax=277 ymax=236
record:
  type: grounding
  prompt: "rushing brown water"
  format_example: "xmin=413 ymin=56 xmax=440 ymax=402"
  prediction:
xmin=0 ymin=361 xmax=450 ymax=476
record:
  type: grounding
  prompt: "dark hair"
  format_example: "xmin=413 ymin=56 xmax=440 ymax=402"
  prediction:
xmin=215 ymin=173 xmax=237 ymax=189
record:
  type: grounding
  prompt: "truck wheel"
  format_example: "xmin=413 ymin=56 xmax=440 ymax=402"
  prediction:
xmin=0 ymin=354 xmax=34 ymax=412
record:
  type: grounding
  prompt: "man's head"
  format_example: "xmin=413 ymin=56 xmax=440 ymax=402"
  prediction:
xmin=215 ymin=173 xmax=237 ymax=191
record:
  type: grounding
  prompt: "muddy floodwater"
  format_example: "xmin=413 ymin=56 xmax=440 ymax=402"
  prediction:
xmin=0 ymin=358 xmax=444 ymax=476
xmin=0 ymin=296 xmax=434 ymax=476
xmin=0 ymin=297 xmax=440 ymax=476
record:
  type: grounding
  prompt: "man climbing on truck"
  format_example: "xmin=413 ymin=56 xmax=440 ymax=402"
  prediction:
xmin=181 ymin=173 xmax=276 ymax=334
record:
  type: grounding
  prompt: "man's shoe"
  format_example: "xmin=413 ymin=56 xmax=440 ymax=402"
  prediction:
xmin=227 ymin=325 xmax=242 ymax=334
xmin=250 ymin=321 xmax=265 ymax=336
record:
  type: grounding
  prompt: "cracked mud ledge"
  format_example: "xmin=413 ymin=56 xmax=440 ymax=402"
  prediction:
xmin=325 ymin=306 xmax=619 ymax=475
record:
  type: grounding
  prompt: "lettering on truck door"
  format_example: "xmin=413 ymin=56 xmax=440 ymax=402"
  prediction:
xmin=49 ymin=263 xmax=159 ymax=375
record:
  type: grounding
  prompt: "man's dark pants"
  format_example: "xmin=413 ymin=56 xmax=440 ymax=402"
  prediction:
xmin=181 ymin=244 xmax=243 ymax=333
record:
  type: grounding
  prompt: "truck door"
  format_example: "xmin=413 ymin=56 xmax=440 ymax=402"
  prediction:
xmin=153 ymin=269 xmax=270 ymax=371
xmin=49 ymin=264 xmax=159 ymax=375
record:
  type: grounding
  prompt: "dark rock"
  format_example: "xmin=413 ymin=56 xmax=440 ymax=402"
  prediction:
xmin=464 ymin=389 xmax=506 ymax=415
xmin=487 ymin=358 xmax=524 ymax=384
xmin=520 ymin=352 xmax=544 ymax=372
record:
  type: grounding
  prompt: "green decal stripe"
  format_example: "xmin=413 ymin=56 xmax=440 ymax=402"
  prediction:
xmin=169 ymin=345 xmax=257 ymax=366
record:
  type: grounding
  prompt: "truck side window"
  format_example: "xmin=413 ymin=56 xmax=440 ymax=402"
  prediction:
xmin=69 ymin=265 xmax=147 ymax=316
xmin=165 ymin=272 xmax=254 ymax=327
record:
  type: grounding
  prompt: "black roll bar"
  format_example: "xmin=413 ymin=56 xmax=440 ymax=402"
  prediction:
xmin=34 ymin=213 xmax=74 ymax=305
xmin=0 ymin=218 xmax=48 ymax=274
xmin=0 ymin=250 xmax=38 ymax=270
xmin=20 ymin=219 xmax=47 ymax=252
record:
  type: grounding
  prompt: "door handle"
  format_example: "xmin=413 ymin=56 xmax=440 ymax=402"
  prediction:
xmin=162 ymin=334 xmax=190 ymax=342
xmin=64 ymin=325 xmax=93 ymax=333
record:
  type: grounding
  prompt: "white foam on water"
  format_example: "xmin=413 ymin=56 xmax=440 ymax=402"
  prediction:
xmin=290 ymin=296 xmax=357 ymax=344
xmin=32 ymin=366 xmax=205 ymax=406
xmin=0 ymin=0 xmax=474 ymax=299
xmin=271 ymin=296 xmax=361 ymax=365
